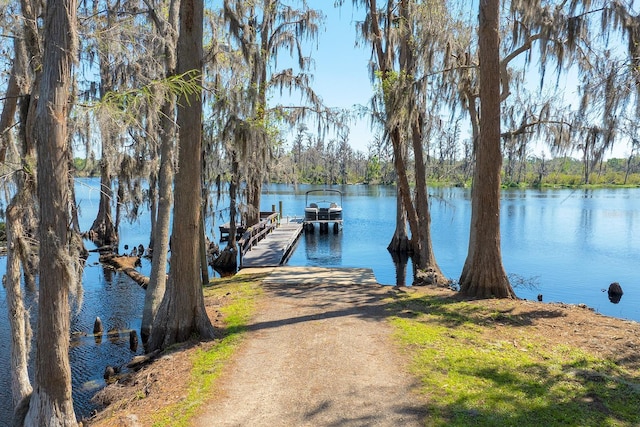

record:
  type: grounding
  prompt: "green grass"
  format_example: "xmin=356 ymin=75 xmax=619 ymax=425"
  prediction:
xmin=141 ymin=276 xmax=640 ymax=427
xmin=387 ymin=291 xmax=640 ymax=427
xmin=151 ymin=273 xmax=265 ymax=427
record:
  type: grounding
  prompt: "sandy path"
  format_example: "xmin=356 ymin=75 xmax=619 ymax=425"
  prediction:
xmin=192 ymin=267 xmax=427 ymax=427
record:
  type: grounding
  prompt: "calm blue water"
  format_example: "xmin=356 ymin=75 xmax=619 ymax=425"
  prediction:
xmin=0 ymin=180 xmax=639 ymax=421
xmin=266 ymin=185 xmax=640 ymax=324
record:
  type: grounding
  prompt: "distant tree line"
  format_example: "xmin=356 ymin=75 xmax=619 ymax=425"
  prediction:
xmin=74 ymin=149 xmax=640 ymax=188
xmin=274 ymin=141 xmax=640 ymax=188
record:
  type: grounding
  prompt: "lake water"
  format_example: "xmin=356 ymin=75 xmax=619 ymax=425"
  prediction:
xmin=1 ymin=180 xmax=639 ymax=421
xmin=269 ymin=185 xmax=640 ymax=318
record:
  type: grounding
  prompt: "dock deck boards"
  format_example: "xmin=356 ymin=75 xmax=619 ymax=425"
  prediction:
xmin=241 ymin=220 xmax=304 ymax=268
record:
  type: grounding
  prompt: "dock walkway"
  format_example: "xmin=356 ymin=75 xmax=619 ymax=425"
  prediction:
xmin=240 ymin=219 xmax=303 ymax=268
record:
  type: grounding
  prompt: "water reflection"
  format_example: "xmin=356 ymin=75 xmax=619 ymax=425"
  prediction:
xmin=304 ymin=227 xmax=343 ymax=265
xmin=389 ymin=250 xmax=411 ymax=287
xmin=607 ymin=282 xmax=624 ymax=304
xmin=609 ymin=293 xmax=623 ymax=304
xmin=68 ymin=265 xmax=146 ymax=419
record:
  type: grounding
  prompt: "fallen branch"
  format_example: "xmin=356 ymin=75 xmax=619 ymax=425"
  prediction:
xmin=100 ymin=254 xmax=150 ymax=288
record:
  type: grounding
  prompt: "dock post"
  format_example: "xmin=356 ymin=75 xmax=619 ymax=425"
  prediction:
xmin=279 ymin=201 xmax=283 ymax=223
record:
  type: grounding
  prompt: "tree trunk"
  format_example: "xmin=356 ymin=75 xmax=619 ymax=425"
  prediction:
xmin=214 ymin=156 xmax=239 ymax=274
xmin=389 ymin=120 xmax=445 ymax=285
xmin=390 ymin=128 xmax=420 ymax=243
xmin=89 ymin=154 xmax=117 ymax=247
xmin=247 ymin=172 xmax=262 ymax=226
xmin=459 ymin=0 xmax=515 ymax=299
xmin=1 ymin=33 xmax=34 ymax=421
xmin=246 ymin=18 xmax=271 ymax=228
xmin=15 ymin=0 xmax=42 ymax=214
xmin=387 ymin=128 xmax=410 ymax=252
xmin=24 ymin=0 xmax=79 ymax=422
xmin=0 ymin=36 xmax=26 ymax=162
xmin=148 ymin=173 xmax=158 ymax=250
xmin=397 ymin=0 xmax=443 ymax=280
xmin=13 ymin=0 xmax=44 ymax=300
xmin=228 ymin=156 xmax=239 ymax=249
xmin=624 ymin=154 xmax=632 ymax=185
xmin=387 ymin=182 xmax=410 ymax=253
xmin=115 ymin=176 xmax=124 ymax=232
xmin=199 ymin=204 xmax=209 ymax=285
xmin=147 ymin=0 xmax=214 ymax=352
xmin=141 ymin=0 xmax=179 ymax=343
xmin=18 ymin=94 xmax=39 ymax=293
xmin=460 ymin=92 xmax=480 ymax=273
xmin=68 ymin=172 xmax=83 ymax=238
xmin=6 ymin=201 xmax=34 ymax=423
xmin=370 ymin=0 xmax=445 ymax=285
xmin=582 ymin=140 xmax=590 ymax=184
xmin=89 ymin=27 xmax=118 ymax=248
xmin=411 ymin=114 xmax=445 ymax=283
xmin=141 ymin=98 xmax=175 ymax=345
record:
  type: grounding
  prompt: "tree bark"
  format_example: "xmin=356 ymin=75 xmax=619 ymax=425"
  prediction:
xmin=213 ymin=155 xmax=239 ymax=274
xmin=16 ymin=1 xmax=41 ymax=292
xmin=88 ymin=5 xmax=119 ymax=248
xmin=24 ymin=0 xmax=79 ymax=422
xmin=1 ymin=32 xmax=35 ymax=422
xmin=147 ymin=0 xmax=215 ymax=352
xmin=387 ymin=181 xmax=410 ymax=253
xmin=141 ymin=0 xmax=179 ymax=345
xmin=387 ymin=125 xmax=409 ymax=252
xmin=0 ymin=37 xmax=26 ymax=163
xmin=246 ymin=13 xmax=272 ymax=228
xmin=228 ymin=156 xmax=239 ymax=249
xmin=410 ymin=113 xmax=444 ymax=283
xmin=6 ymin=200 xmax=34 ymax=423
xmin=141 ymin=99 xmax=175 ymax=344
xmin=459 ymin=0 xmax=515 ymax=299
xmin=88 ymin=123 xmax=117 ymax=247
xmin=89 ymin=154 xmax=117 ymax=247
xmin=247 ymin=175 xmax=263 ymax=227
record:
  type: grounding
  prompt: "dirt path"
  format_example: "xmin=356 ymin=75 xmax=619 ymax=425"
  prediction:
xmin=192 ymin=267 xmax=428 ymax=427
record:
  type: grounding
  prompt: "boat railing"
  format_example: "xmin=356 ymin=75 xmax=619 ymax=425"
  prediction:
xmin=238 ymin=211 xmax=280 ymax=260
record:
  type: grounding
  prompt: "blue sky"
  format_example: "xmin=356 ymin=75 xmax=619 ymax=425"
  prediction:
xmin=279 ymin=1 xmax=377 ymax=153
xmin=279 ymin=1 xmax=635 ymax=159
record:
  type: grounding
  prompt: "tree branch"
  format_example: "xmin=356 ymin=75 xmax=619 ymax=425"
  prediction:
xmin=500 ymin=33 xmax=544 ymax=102
xmin=501 ymin=119 xmax=571 ymax=139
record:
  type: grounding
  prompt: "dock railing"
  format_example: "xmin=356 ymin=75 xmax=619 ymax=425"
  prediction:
xmin=238 ymin=211 xmax=279 ymax=264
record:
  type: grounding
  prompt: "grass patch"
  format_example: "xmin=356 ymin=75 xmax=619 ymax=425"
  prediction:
xmin=150 ymin=273 xmax=265 ymax=427
xmin=388 ymin=291 xmax=640 ymax=427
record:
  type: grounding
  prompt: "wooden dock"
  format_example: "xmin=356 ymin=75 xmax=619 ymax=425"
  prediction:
xmin=240 ymin=219 xmax=304 ymax=268
xmin=219 ymin=211 xmax=278 ymax=241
